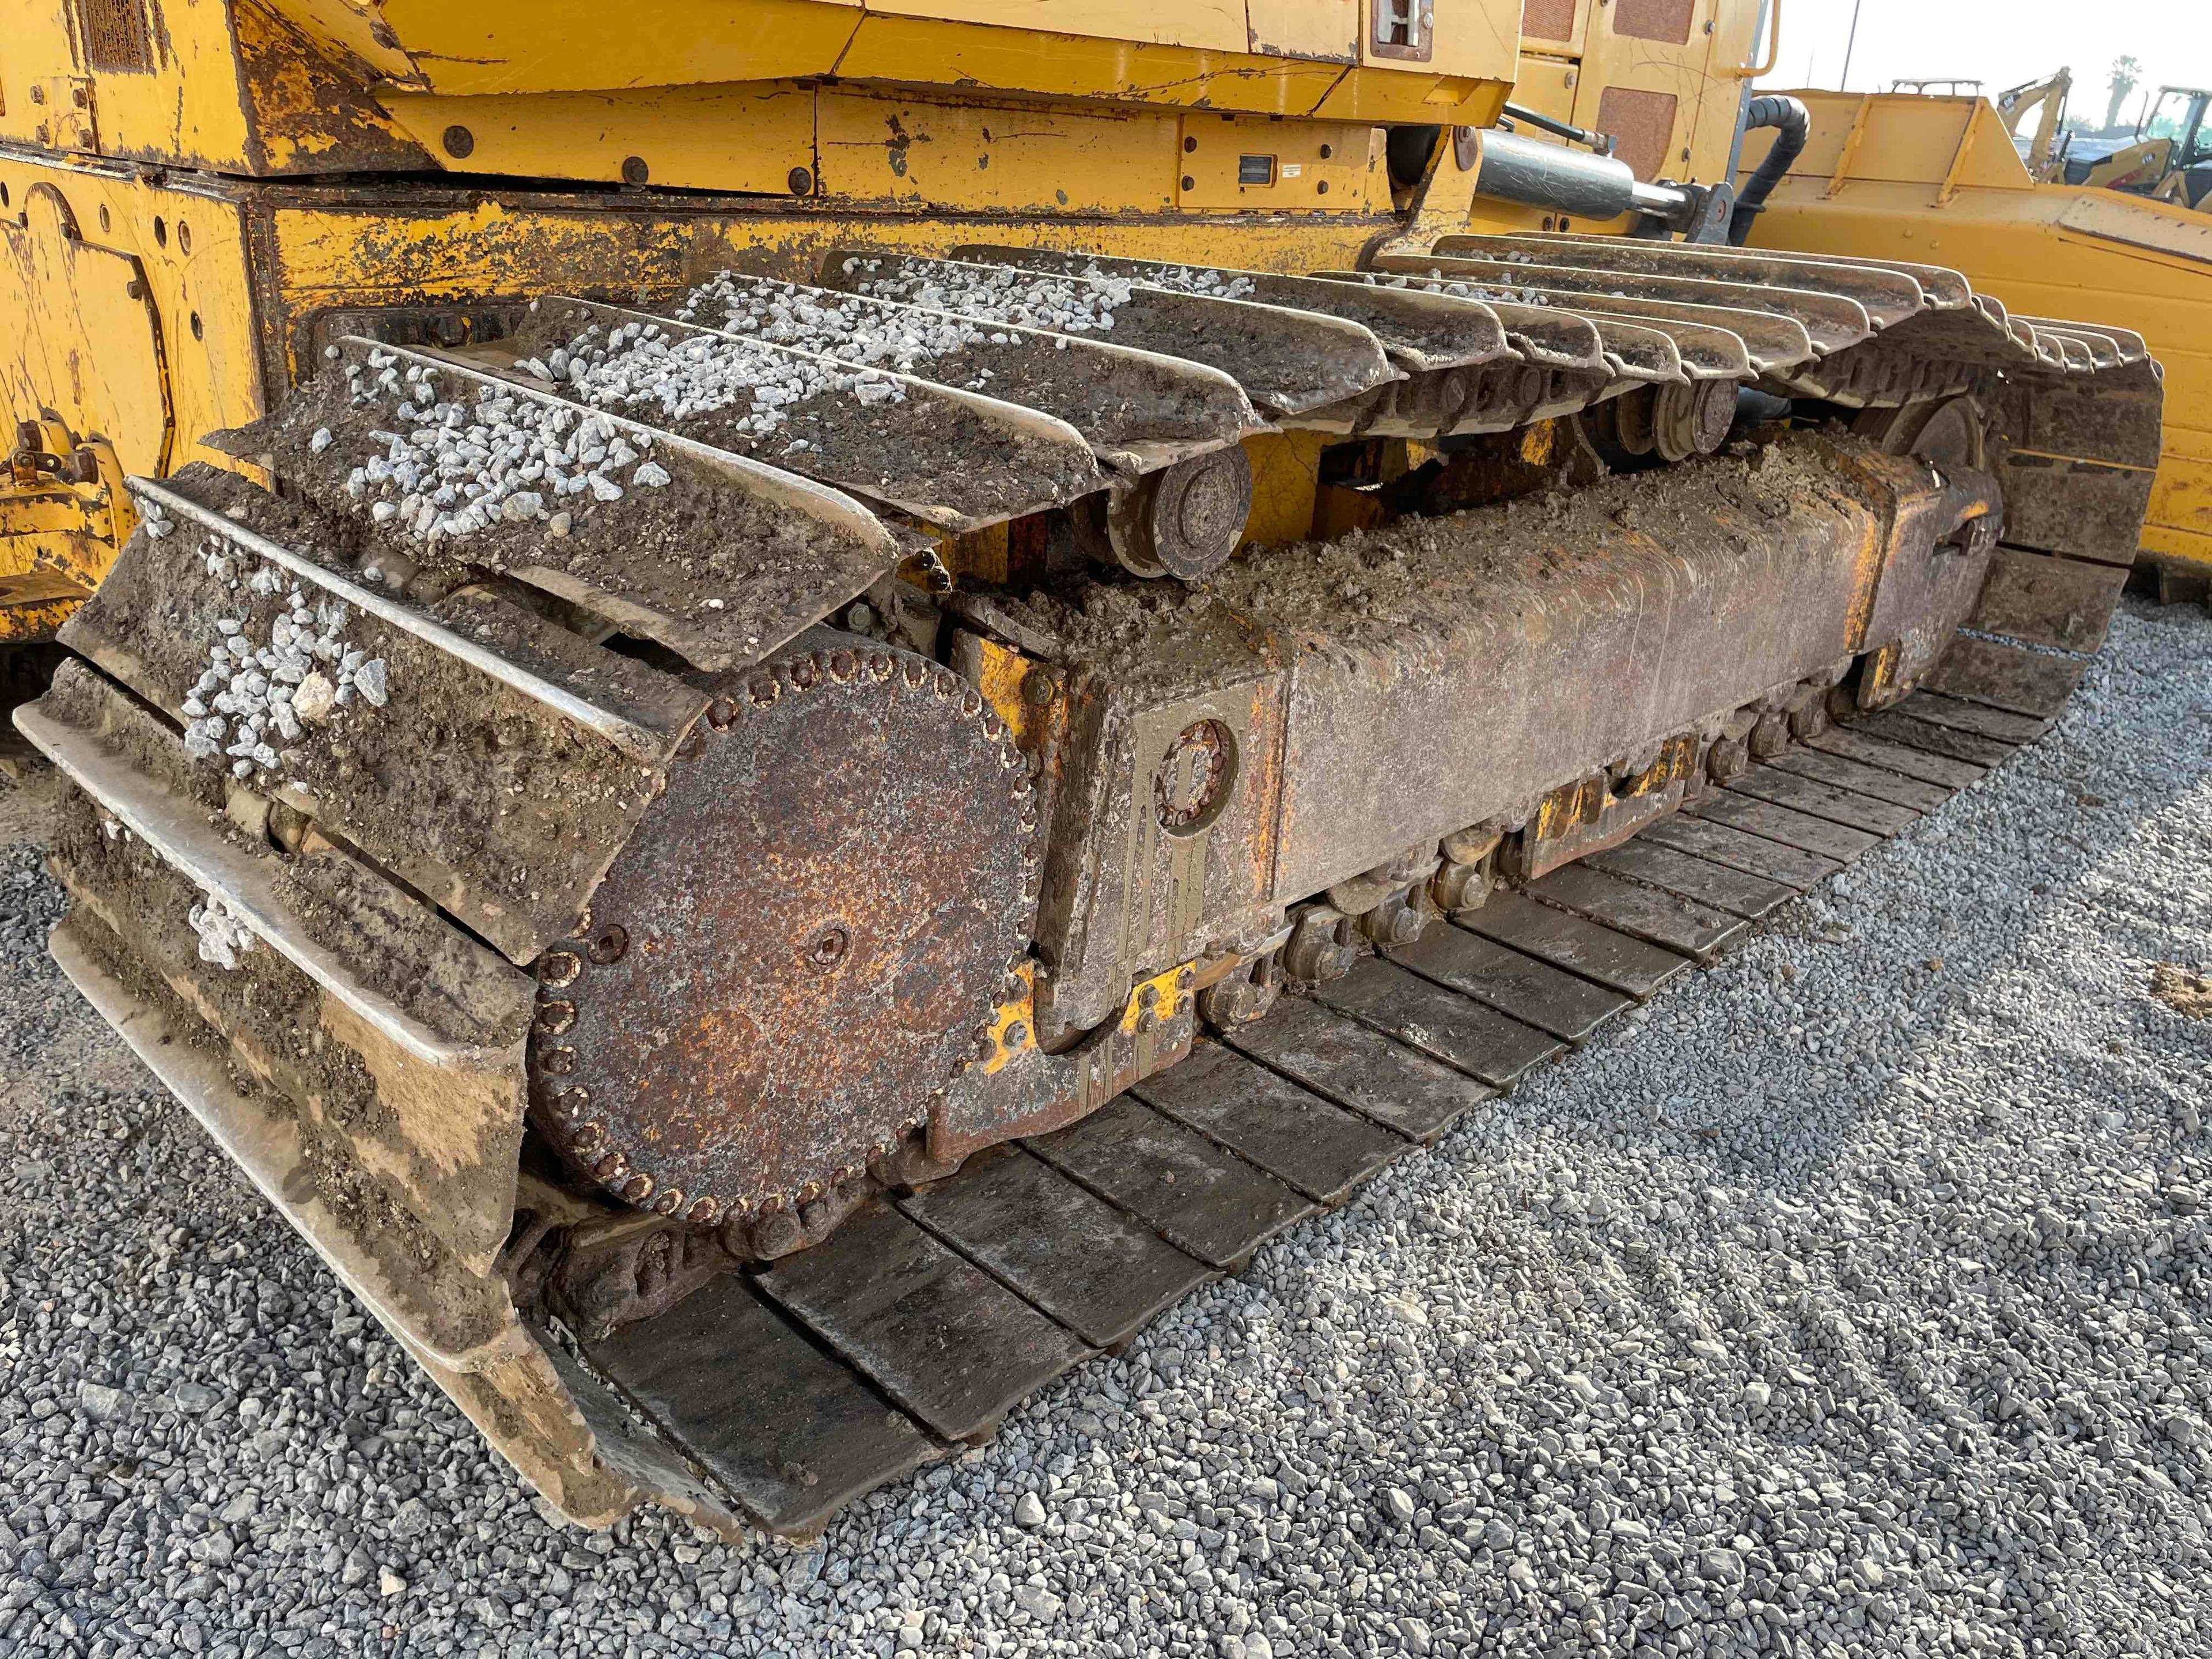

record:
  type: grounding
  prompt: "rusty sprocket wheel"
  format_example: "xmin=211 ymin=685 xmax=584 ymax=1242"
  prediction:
xmin=527 ymin=633 xmax=1039 ymax=1225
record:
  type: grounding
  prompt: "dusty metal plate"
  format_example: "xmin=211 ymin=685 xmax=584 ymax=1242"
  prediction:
xmin=1723 ymin=768 xmax=1921 ymax=838
xmin=1637 ymin=812 xmax=1844 ymax=890
xmin=1222 ymin=995 xmax=1493 ymax=1144
xmin=1764 ymin=746 xmax=1953 ymax=813
xmin=1457 ymin=893 xmax=1691 ymax=1002
xmin=756 ymin=1200 xmax=1090 ymax=1442
xmin=587 ymin=1274 xmax=931 ymax=1537
xmin=1806 ymin=726 xmax=1986 ymax=790
xmin=1582 ymin=839 xmax=1796 ymax=921
xmin=1132 ymin=1042 xmax=1408 ymax=1207
xmin=1390 ymin=923 xmax=1630 ymax=1043
xmin=531 ymin=638 xmax=1037 ymax=1222
xmin=1310 ymin=957 xmax=1564 ymax=1084
xmin=1685 ymin=791 xmax=1883 ymax=863
xmin=897 ymin=1147 xmax=1215 ymax=1350
xmin=1526 ymin=864 xmax=1747 ymax=961
xmin=1897 ymin=690 xmax=2050 ymax=744
xmin=1026 ymin=1094 xmax=1313 ymax=1271
xmin=1917 ymin=642 xmax=2083 ymax=719
xmin=1856 ymin=709 xmax=2017 ymax=769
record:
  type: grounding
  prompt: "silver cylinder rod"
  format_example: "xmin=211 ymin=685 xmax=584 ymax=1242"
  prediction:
xmin=1472 ymin=127 xmax=1692 ymax=225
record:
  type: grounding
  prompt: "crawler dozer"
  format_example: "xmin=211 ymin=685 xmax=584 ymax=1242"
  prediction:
xmin=1 ymin=1 xmax=2165 ymax=1537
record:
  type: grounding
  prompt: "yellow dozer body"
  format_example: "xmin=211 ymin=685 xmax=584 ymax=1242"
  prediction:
xmin=1738 ymin=88 xmax=2212 ymax=590
xmin=0 ymin=1 xmax=2173 ymax=1538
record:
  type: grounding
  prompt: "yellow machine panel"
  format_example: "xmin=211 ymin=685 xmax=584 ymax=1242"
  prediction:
xmin=1745 ymin=90 xmax=2212 ymax=578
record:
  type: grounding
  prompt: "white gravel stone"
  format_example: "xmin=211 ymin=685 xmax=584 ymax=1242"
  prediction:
xmin=2 ymin=599 xmax=2210 ymax=1658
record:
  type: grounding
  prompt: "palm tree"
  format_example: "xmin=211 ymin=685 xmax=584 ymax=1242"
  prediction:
xmin=2105 ymin=55 xmax=2143 ymax=134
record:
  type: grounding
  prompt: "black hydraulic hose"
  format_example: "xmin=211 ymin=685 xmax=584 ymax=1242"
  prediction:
xmin=1728 ymin=94 xmax=1810 ymax=244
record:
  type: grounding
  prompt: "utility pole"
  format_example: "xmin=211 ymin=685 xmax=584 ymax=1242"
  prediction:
xmin=1840 ymin=0 xmax=1864 ymax=90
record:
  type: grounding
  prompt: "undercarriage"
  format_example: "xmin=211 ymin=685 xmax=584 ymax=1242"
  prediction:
xmin=14 ymin=236 xmax=2161 ymax=1537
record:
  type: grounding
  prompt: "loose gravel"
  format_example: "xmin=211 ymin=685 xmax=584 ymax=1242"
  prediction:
xmin=4 ymin=597 xmax=2211 ymax=1658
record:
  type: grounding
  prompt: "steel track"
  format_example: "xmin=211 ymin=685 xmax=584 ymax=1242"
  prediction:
xmin=559 ymin=688 xmax=2050 ymax=1539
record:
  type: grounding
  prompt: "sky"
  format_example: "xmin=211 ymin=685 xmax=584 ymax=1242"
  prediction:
xmin=1760 ymin=1 xmax=2212 ymax=127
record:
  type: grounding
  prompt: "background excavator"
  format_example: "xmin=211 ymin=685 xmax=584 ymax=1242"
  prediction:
xmin=0 ymin=0 xmax=2186 ymax=1539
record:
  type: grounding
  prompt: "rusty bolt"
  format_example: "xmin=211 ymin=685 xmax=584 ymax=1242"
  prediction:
xmin=587 ymin=923 xmax=629 ymax=965
xmin=707 ymin=697 xmax=738 ymax=730
xmin=1360 ymin=895 xmax=1425 ymax=949
xmin=441 ymin=124 xmax=475 ymax=160
xmin=653 ymin=1188 xmax=683 ymax=1216
xmin=828 ymin=649 xmax=858 ymax=682
xmin=1284 ymin=922 xmax=1358 ymax=985
xmin=60 ymin=447 xmax=99 ymax=485
xmin=748 ymin=675 xmax=779 ymax=707
xmin=686 ymin=1195 xmax=721 ymax=1225
xmin=804 ymin=923 xmax=851 ymax=972
xmin=1024 ymin=669 xmax=1056 ymax=705
xmin=1199 ymin=972 xmax=1279 ymax=1030
xmin=1004 ymin=1020 xmax=1029 ymax=1049
xmin=620 ymin=1173 xmax=654 ymax=1204
xmin=539 ymin=949 xmax=582 ymax=987
xmin=540 ymin=1047 xmax=577 ymax=1077
xmin=1707 ymin=734 xmax=1750 ymax=783
xmin=1433 ymin=861 xmax=1491 ymax=914
xmin=1749 ymin=709 xmax=1790 ymax=759
xmin=570 ymin=1121 xmax=606 ymax=1154
xmin=620 ymin=155 xmax=649 ymax=186
xmin=544 ymin=1087 xmax=587 ymax=1122
xmin=788 ymin=166 xmax=814 ymax=196
xmin=535 ymin=998 xmax=577 ymax=1035
xmin=1790 ymin=699 xmax=1831 ymax=742
xmin=1135 ymin=1008 xmax=1158 ymax=1035
xmin=593 ymin=1151 xmax=630 ymax=1182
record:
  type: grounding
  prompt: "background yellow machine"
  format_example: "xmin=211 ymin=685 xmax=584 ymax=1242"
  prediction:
xmin=0 ymin=0 xmax=2173 ymax=1539
xmin=1734 ymin=85 xmax=2212 ymax=593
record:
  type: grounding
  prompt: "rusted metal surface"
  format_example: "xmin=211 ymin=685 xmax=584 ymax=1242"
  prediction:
xmin=61 ymin=472 xmax=705 ymax=964
xmin=1130 ymin=1040 xmax=1407 ymax=1206
xmin=1219 ymin=995 xmax=1491 ymax=1144
xmin=530 ymin=632 xmax=1040 ymax=1225
xmin=1972 ymin=547 xmax=2131 ymax=655
xmin=898 ymin=1145 xmax=1217 ymax=1350
xmin=1308 ymin=956 xmax=1563 ymax=1085
xmin=1920 ymin=637 xmax=2088 ymax=720
xmin=18 ymin=218 xmax=2164 ymax=1548
xmin=817 ymin=250 xmax=1400 ymax=418
xmin=1524 ymin=863 xmax=1747 ymax=960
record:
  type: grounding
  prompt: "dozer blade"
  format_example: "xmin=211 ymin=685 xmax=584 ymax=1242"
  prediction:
xmin=16 ymin=237 xmax=2161 ymax=1545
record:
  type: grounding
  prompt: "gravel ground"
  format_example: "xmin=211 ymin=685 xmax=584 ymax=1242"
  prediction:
xmin=4 ymin=597 xmax=2211 ymax=1659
